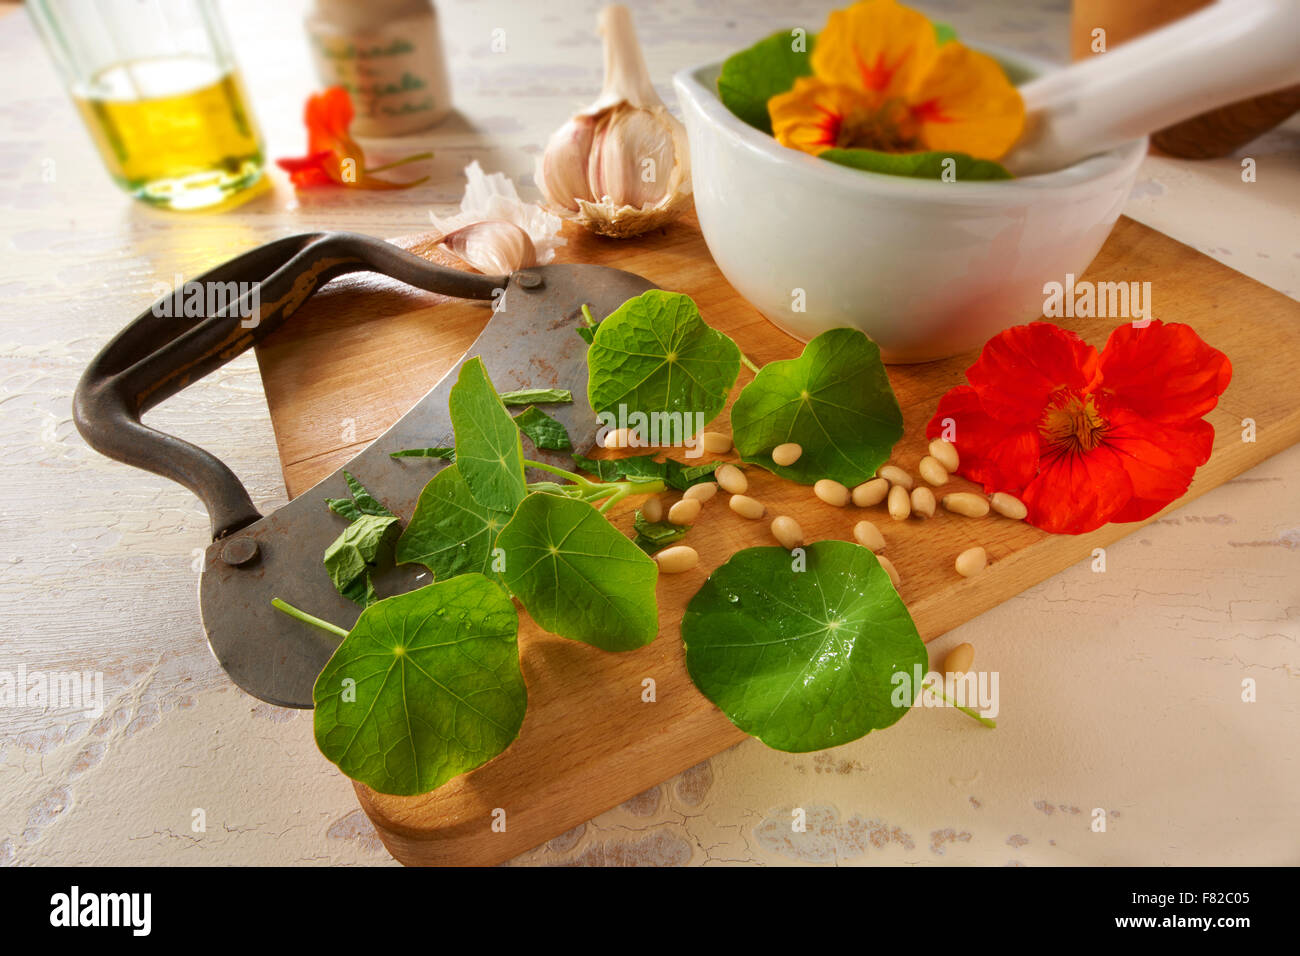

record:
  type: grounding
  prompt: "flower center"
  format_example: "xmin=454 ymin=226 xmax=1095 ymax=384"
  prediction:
xmin=1040 ymin=392 xmax=1107 ymax=454
xmin=836 ymin=96 xmax=921 ymax=152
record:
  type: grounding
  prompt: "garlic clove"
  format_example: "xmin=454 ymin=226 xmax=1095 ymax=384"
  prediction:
xmin=539 ymin=116 xmax=596 ymax=212
xmin=588 ymin=106 xmax=677 ymax=208
xmin=436 ymin=219 xmax=537 ymax=276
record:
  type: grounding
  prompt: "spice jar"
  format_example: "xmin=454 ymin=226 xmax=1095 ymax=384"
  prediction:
xmin=304 ymin=0 xmax=453 ymax=136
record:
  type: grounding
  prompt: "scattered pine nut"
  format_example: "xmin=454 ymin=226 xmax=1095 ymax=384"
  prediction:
xmin=918 ymin=455 xmax=949 ymax=487
xmin=654 ymin=545 xmax=699 ymax=573
xmin=715 ymin=463 xmax=747 ymax=494
xmin=641 ymin=495 xmax=663 ymax=523
xmin=910 ymin=486 xmax=936 ymax=519
xmin=814 ymin=478 xmax=850 ymax=507
xmin=990 ymin=491 xmax=1028 ymax=520
xmin=877 ymin=554 xmax=901 ymax=589
xmin=668 ymin=498 xmax=701 ymax=525
xmin=878 ymin=465 xmax=913 ymax=489
xmin=772 ymin=442 xmax=803 ymax=466
xmin=942 ymin=492 xmax=990 ymax=517
xmin=943 ymin=642 xmax=975 ymax=674
xmin=701 ymin=431 xmax=732 ymax=454
xmin=852 ymin=477 xmax=889 ymax=507
xmin=728 ymin=494 xmax=765 ymax=520
xmin=853 ymin=520 xmax=885 ymax=552
xmin=770 ymin=515 xmax=804 ymax=549
xmin=955 ymin=546 xmax=988 ymax=577
xmin=929 ymin=438 xmax=959 ymax=473
xmin=887 ymin=484 xmax=910 ymax=521
xmin=604 ymin=426 xmax=634 ymax=449
xmin=684 ymin=481 xmax=718 ymax=503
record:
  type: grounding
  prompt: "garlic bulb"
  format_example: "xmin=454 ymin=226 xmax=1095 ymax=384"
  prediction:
xmin=537 ymin=4 xmax=691 ymax=238
xmin=430 ymin=160 xmax=565 ymax=274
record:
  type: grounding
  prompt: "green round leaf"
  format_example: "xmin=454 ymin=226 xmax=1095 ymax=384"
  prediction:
xmin=587 ymin=291 xmax=741 ymax=444
xmin=820 ymin=148 xmax=1011 ymax=181
xmin=395 ymin=464 xmax=510 ymax=581
xmin=497 ymin=492 xmax=658 ymax=651
xmin=448 ymin=357 xmax=527 ymax=511
xmin=681 ymin=541 xmax=926 ymax=752
xmin=731 ymin=327 xmax=902 ymax=486
xmin=717 ymin=29 xmax=816 ymax=134
xmin=313 ymin=574 xmax=525 ymax=796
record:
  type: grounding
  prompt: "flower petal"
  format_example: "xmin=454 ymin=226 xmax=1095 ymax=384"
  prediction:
xmin=927 ymin=385 xmax=1040 ymax=494
xmin=964 ymin=323 xmax=1101 ymax=424
xmin=1020 ymin=444 xmax=1133 ymax=535
xmin=1098 ymin=400 xmax=1214 ymax=523
xmin=906 ymin=42 xmax=1024 ymax=160
xmin=1098 ymin=320 xmax=1232 ymax=424
xmin=811 ymin=0 xmax=939 ymax=98
xmin=769 ymin=77 xmax=875 ymax=155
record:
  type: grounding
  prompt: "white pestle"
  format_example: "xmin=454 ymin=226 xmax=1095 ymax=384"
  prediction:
xmin=1003 ymin=0 xmax=1300 ymax=176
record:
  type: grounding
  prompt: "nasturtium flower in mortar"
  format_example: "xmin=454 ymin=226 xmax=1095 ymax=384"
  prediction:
xmin=277 ymin=86 xmax=431 ymax=190
xmin=769 ymin=0 xmax=1024 ymax=160
xmin=926 ymin=321 xmax=1232 ymax=535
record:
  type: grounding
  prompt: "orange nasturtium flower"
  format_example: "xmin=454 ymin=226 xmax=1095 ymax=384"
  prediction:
xmin=276 ymin=86 xmax=431 ymax=190
xmin=769 ymin=0 xmax=1025 ymax=160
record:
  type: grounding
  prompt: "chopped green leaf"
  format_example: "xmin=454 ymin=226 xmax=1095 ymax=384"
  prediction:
xmin=577 ymin=326 xmax=596 ymax=346
xmin=312 ymin=574 xmax=526 ymax=796
xmin=587 ymin=291 xmax=740 ymax=445
xmin=664 ymin=459 xmax=720 ymax=491
xmin=448 ymin=357 xmax=527 ymax=512
xmin=514 ymin=405 xmax=572 ymax=451
xmin=717 ymin=29 xmax=816 ymax=134
xmin=571 ymin=453 xmax=717 ymax=490
xmin=731 ymin=327 xmax=902 ymax=487
xmin=324 ymin=513 xmax=399 ymax=607
xmin=497 ymin=492 xmax=658 ymax=651
xmin=326 ymin=470 xmax=396 ymax=520
xmin=633 ymin=510 xmax=690 ymax=554
xmin=499 ymin=388 xmax=573 ymax=406
xmin=681 ymin=541 xmax=926 ymax=752
xmin=820 ymin=148 xmax=1012 ymax=181
xmin=389 ymin=447 xmax=455 ymax=460
xmin=396 ymin=464 xmax=511 ymax=580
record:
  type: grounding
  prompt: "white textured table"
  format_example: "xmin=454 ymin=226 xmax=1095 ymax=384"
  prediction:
xmin=1 ymin=0 xmax=1296 ymax=867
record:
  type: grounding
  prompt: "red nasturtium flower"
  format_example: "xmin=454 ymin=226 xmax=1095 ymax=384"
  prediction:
xmin=276 ymin=86 xmax=430 ymax=190
xmin=926 ymin=321 xmax=1232 ymax=535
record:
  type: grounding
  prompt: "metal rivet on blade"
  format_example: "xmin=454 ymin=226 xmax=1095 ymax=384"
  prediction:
xmin=221 ymin=537 xmax=260 ymax=567
xmin=517 ymin=272 xmax=543 ymax=289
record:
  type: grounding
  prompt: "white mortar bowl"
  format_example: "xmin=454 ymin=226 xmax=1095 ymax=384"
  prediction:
xmin=673 ymin=50 xmax=1147 ymax=363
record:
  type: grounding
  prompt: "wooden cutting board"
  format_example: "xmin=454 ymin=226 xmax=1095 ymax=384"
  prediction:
xmin=254 ymin=211 xmax=1300 ymax=866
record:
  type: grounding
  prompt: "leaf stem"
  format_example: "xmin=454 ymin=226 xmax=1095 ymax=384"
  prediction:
xmin=921 ymin=677 xmax=997 ymax=729
xmin=739 ymin=351 xmax=761 ymax=375
xmin=364 ymin=151 xmax=433 ymax=174
xmin=271 ymin=598 xmax=349 ymax=640
xmin=580 ymin=303 xmax=597 ymax=328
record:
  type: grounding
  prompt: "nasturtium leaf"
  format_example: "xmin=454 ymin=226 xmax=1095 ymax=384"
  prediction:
xmin=821 ymin=148 xmax=1012 ymax=181
xmin=681 ymin=541 xmax=926 ymax=752
xmin=731 ymin=327 xmax=903 ymax=486
xmin=326 ymin=470 xmax=395 ymax=520
xmin=499 ymin=388 xmax=573 ymax=406
xmin=633 ymin=510 xmax=689 ymax=554
xmin=933 ymin=21 xmax=957 ymax=45
xmin=587 ymin=291 xmax=741 ymax=445
xmin=572 ymin=452 xmax=664 ymax=483
xmin=313 ymin=574 xmax=526 ymax=796
xmin=514 ymin=405 xmax=571 ymax=451
xmin=324 ymin=513 xmax=400 ymax=607
xmin=390 ymin=446 xmax=455 ymax=460
xmin=448 ymin=357 xmax=527 ymax=512
xmin=497 ymin=492 xmax=658 ymax=651
xmin=395 ymin=465 xmax=510 ymax=580
xmin=717 ymin=29 xmax=816 ymax=134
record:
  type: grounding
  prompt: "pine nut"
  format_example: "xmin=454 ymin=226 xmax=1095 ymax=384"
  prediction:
xmin=878 ymin=465 xmax=913 ymax=490
xmin=877 ymin=554 xmax=901 ymax=589
xmin=814 ymin=478 xmax=849 ymax=507
xmin=668 ymin=498 xmax=700 ymax=525
xmin=715 ymin=463 xmax=747 ymax=494
xmin=887 ymin=484 xmax=910 ymax=521
xmin=942 ymin=492 xmax=990 ymax=517
xmin=929 ymin=438 xmax=959 ymax=473
xmin=641 ymin=495 xmax=663 ymax=523
xmin=728 ymin=494 xmax=765 ymax=519
xmin=955 ymin=546 xmax=987 ymax=577
xmin=910 ymin=486 xmax=936 ymax=519
xmin=604 ymin=427 xmax=634 ymax=449
xmin=990 ymin=491 xmax=1028 ymax=520
xmin=852 ymin=477 xmax=889 ymax=507
xmin=701 ymin=431 xmax=732 ymax=454
xmin=853 ymin=520 xmax=885 ymax=552
xmin=943 ymin=642 xmax=974 ymax=674
xmin=654 ymin=545 xmax=698 ymax=573
xmin=918 ymin=455 xmax=949 ymax=487
xmin=772 ymin=442 xmax=802 ymax=466
xmin=770 ymin=515 xmax=804 ymax=549
xmin=684 ymin=481 xmax=717 ymax=503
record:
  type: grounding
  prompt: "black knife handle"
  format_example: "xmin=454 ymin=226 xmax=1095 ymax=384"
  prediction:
xmin=73 ymin=233 xmax=506 ymax=540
